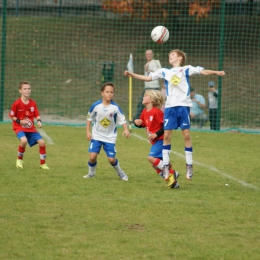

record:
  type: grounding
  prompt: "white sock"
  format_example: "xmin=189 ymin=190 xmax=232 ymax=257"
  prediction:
xmin=112 ymin=159 xmax=121 ymax=172
xmin=162 ymin=149 xmax=170 ymax=166
xmin=185 ymin=151 xmax=193 ymax=165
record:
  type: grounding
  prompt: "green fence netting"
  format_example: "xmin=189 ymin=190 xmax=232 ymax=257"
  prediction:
xmin=0 ymin=0 xmax=259 ymax=133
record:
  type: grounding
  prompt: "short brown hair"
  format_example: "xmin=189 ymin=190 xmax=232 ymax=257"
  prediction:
xmin=168 ymin=49 xmax=186 ymax=66
xmin=19 ymin=81 xmax=31 ymax=89
xmin=101 ymin=82 xmax=115 ymax=92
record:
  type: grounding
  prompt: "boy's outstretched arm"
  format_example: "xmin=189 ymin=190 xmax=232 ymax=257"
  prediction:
xmin=201 ymin=70 xmax=225 ymax=76
xmin=124 ymin=71 xmax=152 ymax=82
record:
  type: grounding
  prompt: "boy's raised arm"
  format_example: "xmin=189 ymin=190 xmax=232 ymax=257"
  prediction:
xmin=124 ymin=71 xmax=152 ymax=82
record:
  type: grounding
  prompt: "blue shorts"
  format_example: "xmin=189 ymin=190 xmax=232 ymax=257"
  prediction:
xmin=148 ymin=139 xmax=163 ymax=159
xmin=88 ymin=139 xmax=116 ymax=158
xmin=164 ymin=106 xmax=191 ymax=130
xmin=17 ymin=131 xmax=43 ymax=147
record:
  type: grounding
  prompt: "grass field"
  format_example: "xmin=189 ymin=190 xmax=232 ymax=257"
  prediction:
xmin=1 ymin=124 xmax=260 ymax=259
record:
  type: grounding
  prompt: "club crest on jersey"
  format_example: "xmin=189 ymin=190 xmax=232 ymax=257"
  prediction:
xmin=149 ymin=116 xmax=153 ymax=121
xmin=100 ymin=117 xmax=111 ymax=128
xmin=30 ymin=107 xmax=34 ymax=112
xmin=170 ymin=75 xmax=181 ymax=86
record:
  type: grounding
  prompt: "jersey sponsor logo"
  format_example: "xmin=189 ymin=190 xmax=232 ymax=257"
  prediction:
xmin=100 ymin=117 xmax=111 ymax=128
xmin=26 ymin=111 xmax=29 ymax=116
xmin=21 ymin=117 xmax=33 ymax=128
xmin=18 ymin=109 xmax=23 ymax=112
xmin=170 ymin=75 xmax=181 ymax=86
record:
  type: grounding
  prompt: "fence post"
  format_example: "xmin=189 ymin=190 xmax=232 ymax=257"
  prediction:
xmin=217 ymin=0 xmax=226 ymax=130
xmin=0 ymin=0 xmax=7 ymax=121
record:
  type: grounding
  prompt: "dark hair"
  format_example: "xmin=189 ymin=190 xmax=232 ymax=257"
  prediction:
xmin=101 ymin=82 xmax=115 ymax=92
xmin=19 ymin=81 xmax=31 ymax=89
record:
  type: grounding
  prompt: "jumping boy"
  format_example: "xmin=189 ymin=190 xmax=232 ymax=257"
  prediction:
xmin=124 ymin=49 xmax=225 ymax=182
xmin=134 ymin=89 xmax=179 ymax=189
xmin=9 ymin=81 xmax=49 ymax=169
xmin=84 ymin=82 xmax=130 ymax=180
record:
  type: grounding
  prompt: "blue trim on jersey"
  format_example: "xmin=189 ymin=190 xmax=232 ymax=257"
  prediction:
xmin=185 ymin=69 xmax=191 ymax=96
xmin=185 ymin=147 xmax=193 ymax=152
xmin=162 ymin=71 xmax=169 ymax=96
xmin=89 ymin=100 xmax=102 ymax=113
xmin=111 ymin=100 xmax=125 ymax=114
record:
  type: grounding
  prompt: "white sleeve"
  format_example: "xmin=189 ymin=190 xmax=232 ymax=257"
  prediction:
xmin=116 ymin=107 xmax=127 ymax=125
xmin=187 ymin=65 xmax=204 ymax=76
xmin=149 ymin=68 xmax=164 ymax=80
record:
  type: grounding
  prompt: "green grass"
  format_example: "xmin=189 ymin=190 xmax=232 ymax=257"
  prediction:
xmin=1 ymin=124 xmax=260 ymax=259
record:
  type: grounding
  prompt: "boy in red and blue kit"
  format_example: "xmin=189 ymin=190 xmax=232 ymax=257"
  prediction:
xmin=134 ymin=89 xmax=179 ymax=189
xmin=9 ymin=81 xmax=49 ymax=169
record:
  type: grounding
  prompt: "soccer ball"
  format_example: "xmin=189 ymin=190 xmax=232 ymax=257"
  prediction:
xmin=151 ymin=26 xmax=169 ymax=44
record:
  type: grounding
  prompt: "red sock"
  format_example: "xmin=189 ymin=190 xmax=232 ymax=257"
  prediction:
xmin=153 ymin=158 xmax=161 ymax=168
xmin=39 ymin=146 xmax=46 ymax=165
xmin=18 ymin=145 xmax=25 ymax=160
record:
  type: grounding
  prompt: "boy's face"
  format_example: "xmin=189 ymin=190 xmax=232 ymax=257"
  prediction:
xmin=101 ymin=85 xmax=114 ymax=102
xmin=169 ymin=52 xmax=182 ymax=66
xmin=19 ymin=84 xmax=31 ymax=98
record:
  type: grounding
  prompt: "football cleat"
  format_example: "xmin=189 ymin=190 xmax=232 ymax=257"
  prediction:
xmin=83 ymin=172 xmax=95 ymax=178
xmin=186 ymin=164 xmax=193 ymax=180
xmin=40 ymin=164 xmax=50 ymax=170
xmin=16 ymin=159 xmax=23 ymax=169
xmin=117 ymin=170 xmax=128 ymax=181
xmin=167 ymin=170 xmax=180 ymax=189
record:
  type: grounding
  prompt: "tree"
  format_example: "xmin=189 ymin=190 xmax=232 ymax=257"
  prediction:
xmin=102 ymin=0 xmax=221 ymax=22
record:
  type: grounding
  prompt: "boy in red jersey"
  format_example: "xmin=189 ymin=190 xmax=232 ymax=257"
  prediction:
xmin=9 ymin=81 xmax=49 ymax=169
xmin=134 ymin=90 xmax=179 ymax=189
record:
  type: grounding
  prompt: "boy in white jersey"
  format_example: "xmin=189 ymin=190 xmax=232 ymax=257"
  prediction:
xmin=83 ymin=82 xmax=131 ymax=181
xmin=124 ymin=49 xmax=225 ymax=182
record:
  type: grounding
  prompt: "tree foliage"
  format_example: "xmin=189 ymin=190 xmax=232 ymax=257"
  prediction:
xmin=102 ymin=0 xmax=221 ymax=22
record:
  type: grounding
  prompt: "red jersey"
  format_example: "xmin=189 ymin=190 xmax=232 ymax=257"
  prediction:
xmin=9 ymin=98 xmax=40 ymax=134
xmin=140 ymin=107 xmax=164 ymax=145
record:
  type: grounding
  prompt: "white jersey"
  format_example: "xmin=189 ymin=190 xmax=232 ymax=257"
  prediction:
xmin=150 ymin=65 xmax=204 ymax=108
xmin=87 ymin=100 xmax=126 ymax=144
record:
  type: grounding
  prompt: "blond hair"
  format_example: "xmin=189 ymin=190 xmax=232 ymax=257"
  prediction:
xmin=19 ymin=81 xmax=31 ymax=89
xmin=168 ymin=49 xmax=186 ymax=66
xmin=145 ymin=89 xmax=165 ymax=109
